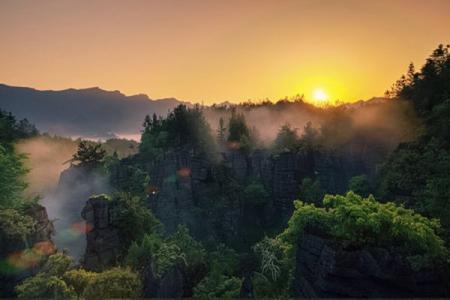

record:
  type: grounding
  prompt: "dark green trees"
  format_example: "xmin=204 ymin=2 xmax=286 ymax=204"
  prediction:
xmin=140 ymin=105 xmax=216 ymax=159
xmin=72 ymin=141 xmax=106 ymax=167
xmin=379 ymin=44 xmax=450 ymax=243
xmin=272 ymin=124 xmax=299 ymax=153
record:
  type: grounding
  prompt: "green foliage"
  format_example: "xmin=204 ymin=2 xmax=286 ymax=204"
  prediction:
xmin=227 ymin=111 xmax=249 ymax=143
xmin=83 ymin=267 xmax=142 ymax=299
xmin=281 ymin=192 xmax=448 ymax=269
xmin=378 ymin=138 xmax=450 ymax=242
xmin=63 ymin=269 xmax=96 ymax=299
xmin=242 ymin=181 xmax=269 ymax=206
xmin=299 ymin=177 xmax=325 ymax=205
xmin=207 ymin=244 xmax=239 ymax=276
xmin=0 ymin=208 xmax=35 ymax=243
xmin=252 ymin=237 xmax=293 ymax=298
xmin=193 ymin=272 xmax=241 ymax=299
xmin=167 ymin=225 xmax=207 ymax=271
xmin=227 ymin=111 xmax=254 ymax=153
xmin=389 ymin=44 xmax=450 ymax=120
xmin=15 ymin=252 xmax=75 ymax=299
xmin=0 ymin=110 xmax=38 ymax=148
xmin=72 ymin=141 xmax=106 ymax=166
xmin=299 ymin=121 xmax=319 ymax=150
xmin=140 ymin=105 xmax=216 ymax=159
xmin=127 ymin=225 xmax=206 ymax=278
xmin=127 ymin=233 xmax=161 ymax=269
xmin=0 ymin=146 xmax=29 ymax=209
xmin=40 ymin=252 xmax=74 ymax=277
xmin=348 ymin=175 xmax=370 ymax=197
xmin=16 ymin=274 xmax=75 ymax=299
xmin=380 ymin=44 xmax=450 ymax=245
xmin=112 ymin=192 xmax=162 ymax=252
xmin=187 ymin=243 xmax=240 ymax=299
xmin=272 ymin=123 xmax=299 ymax=153
xmin=17 ymin=255 xmax=141 ymax=299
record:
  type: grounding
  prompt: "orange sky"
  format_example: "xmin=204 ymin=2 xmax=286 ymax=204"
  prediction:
xmin=1 ymin=0 xmax=450 ymax=104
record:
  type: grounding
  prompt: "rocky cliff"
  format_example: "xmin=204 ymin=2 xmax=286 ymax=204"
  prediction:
xmin=81 ymin=195 xmax=120 ymax=271
xmin=142 ymin=145 xmax=377 ymax=247
xmin=292 ymin=233 xmax=450 ymax=298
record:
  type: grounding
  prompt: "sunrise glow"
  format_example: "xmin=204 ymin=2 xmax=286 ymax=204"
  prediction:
xmin=312 ymin=88 xmax=329 ymax=104
xmin=1 ymin=0 xmax=450 ymax=104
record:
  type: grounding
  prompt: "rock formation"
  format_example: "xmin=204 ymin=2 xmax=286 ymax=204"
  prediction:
xmin=81 ymin=195 xmax=119 ymax=271
xmin=292 ymin=232 xmax=450 ymax=298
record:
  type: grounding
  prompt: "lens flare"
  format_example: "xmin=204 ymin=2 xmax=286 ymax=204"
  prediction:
xmin=177 ymin=167 xmax=191 ymax=177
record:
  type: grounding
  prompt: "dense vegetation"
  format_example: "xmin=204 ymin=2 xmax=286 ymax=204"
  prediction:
xmin=2 ymin=44 xmax=450 ymax=298
xmin=381 ymin=44 xmax=450 ymax=242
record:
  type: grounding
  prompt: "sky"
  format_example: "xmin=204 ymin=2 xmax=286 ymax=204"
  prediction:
xmin=1 ymin=0 xmax=450 ymax=105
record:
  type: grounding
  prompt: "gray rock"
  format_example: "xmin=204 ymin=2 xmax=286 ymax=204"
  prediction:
xmin=81 ymin=195 xmax=119 ymax=271
xmin=293 ymin=233 xmax=450 ymax=298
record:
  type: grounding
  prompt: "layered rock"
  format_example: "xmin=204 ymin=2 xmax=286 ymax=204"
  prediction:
xmin=292 ymin=233 xmax=450 ymax=298
xmin=142 ymin=144 xmax=381 ymax=247
xmin=81 ymin=195 xmax=119 ymax=271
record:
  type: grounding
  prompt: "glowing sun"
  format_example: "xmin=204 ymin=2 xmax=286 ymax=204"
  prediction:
xmin=313 ymin=88 xmax=329 ymax=103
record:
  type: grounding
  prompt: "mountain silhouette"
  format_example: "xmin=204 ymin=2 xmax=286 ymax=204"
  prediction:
xmin=0 ymin=84 xmax=187 ymax=139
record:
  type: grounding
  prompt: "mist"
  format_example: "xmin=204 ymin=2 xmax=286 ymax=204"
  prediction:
xmin=203 ymin=98 xmax=421 ymax=149
xmin=16 ymin=135 xmax=111 ymax=260
xmin=13 ymin=98 xmax=420 ymax=260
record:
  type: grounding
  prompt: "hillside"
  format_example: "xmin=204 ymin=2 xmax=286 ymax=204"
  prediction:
xmin=0 ymin=84 xmax=186 ymax=139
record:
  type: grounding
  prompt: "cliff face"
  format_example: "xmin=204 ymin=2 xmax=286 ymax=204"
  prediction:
xmin=25 ymin=204 xmax=55 ymax=246
xmin=292 ymin=233 xmax=450 ymax=298
xmin=144 ymin=146 xmax=376 ymax=246
xmin=81 ymin=195 xmax=120 ymax=271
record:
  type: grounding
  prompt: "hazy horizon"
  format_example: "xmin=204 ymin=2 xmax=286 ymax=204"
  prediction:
xmin=1 ymin=0 xmax=450 ymax=105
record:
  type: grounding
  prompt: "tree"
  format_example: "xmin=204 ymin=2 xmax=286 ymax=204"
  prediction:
xmin=299 ymin=177 xmax=325 ymax=205
xmin=112 ymin=192 xmax=162 ymax=252
xmin=348 ymin=175 xmax=370 ymax=197
xmin=272 ymin=124 xmax=299 ymax=153
xmin=217 ymin=117 xmax=227 ymax=145
xmin=72 ymin=141 xmax=106 ymax=166
xmin=193 ymin=272 xmax=241 ymax=299
xmin=139 ymin=105 xmax=216 ymax=158
xmin=63 ymin=269 xmax=96 ymax=299
xmin=126 ymin=225 xmax=206 ymax=278
xmin=16 ymin=274 xmax=75 ymax=299
xmin=228 ymin=111 xmax=249 ymax=143
xmin=242 ymin=181 xmax=269 ymax=206
xmin=82 ymin=267 xmax=142 ymax=299
xmin=0 ymin=146 xmax=28 ymax=208
xmin=281 ymin=192 xmax=448 ymax=269
xmin=0 ymin=209 xmax=35 ymax=245
xmin=15 ymin=252 xmax=75 ymax=299
xmin=379 ymin=44 xmax=450 ymax=244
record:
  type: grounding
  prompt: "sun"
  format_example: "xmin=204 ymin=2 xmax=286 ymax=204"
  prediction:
xmin=312 ymin=88 xmax=329 ymax=103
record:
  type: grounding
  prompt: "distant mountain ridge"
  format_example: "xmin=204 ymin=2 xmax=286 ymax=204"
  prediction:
xmin=0 ymin=83 xmax=390 ymax=140
xmin=0 ymin=84 xmax=188 ymax=139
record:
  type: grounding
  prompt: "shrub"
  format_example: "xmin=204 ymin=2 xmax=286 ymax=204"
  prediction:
xmin=193 ymin=272 xmax=241 ymax=299
xmin=281 ymin=192 xmax=449 ymax=269
xmin=83 ymin=267 xmax=142 ymax=299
